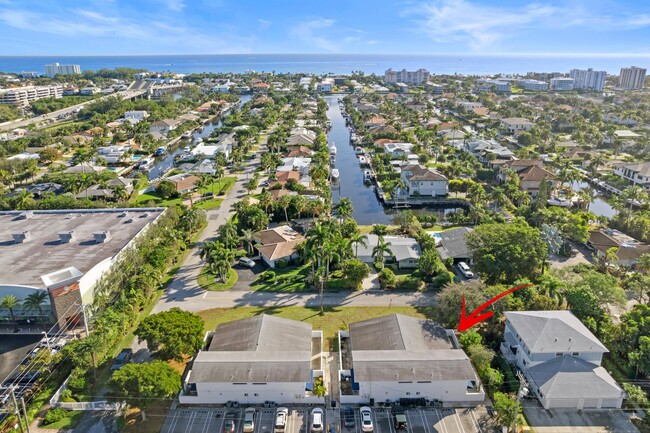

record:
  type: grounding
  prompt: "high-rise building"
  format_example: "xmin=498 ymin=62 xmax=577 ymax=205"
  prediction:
xmin=384 ymin=68 xmax=430 ymax=86
xmin=550 ymin=77 xmax=574 ymax=91
xmin=44 ymin=62 xmax=81 ymax=78
xmin=619 ymin=66 xmax=647 ymax=90
xmin=569 ymin=68 xmax=607 ymax=92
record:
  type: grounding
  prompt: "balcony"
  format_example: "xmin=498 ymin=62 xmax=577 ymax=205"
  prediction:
xmin=500 ymin=342 xmax=517 ymax=363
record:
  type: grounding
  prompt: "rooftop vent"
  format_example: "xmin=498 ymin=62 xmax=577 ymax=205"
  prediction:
xmin=119 ymin=212 xmax=129 ymax=218
xmin=12 ymin=231 xmax=30 ymax=243
xmin=58 ymin=231 xmax=75 ymax=243
xmin=124 ymin=218 xmax=134 ymax=224
xmin=18 ymin=211 xmax=34 ymax=220
xmin=93 ymin=231 xmax=111 ymax=243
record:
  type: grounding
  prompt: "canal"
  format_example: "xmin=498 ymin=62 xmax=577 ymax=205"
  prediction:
xmin=571 ymin=180 xmax=618 ymax=218
xmin=148 ymin=94 xmax=252 ymax=180
xmin=326 ymin=95 xmax=460 ymax=225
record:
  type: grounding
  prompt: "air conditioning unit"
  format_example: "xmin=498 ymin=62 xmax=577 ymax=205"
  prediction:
xmin=12 ymin=231 xmax=30 ymax=243
xmin=58 ymin=231 xmax=75 ymax=243
xmin=93 ymin=231 xmax=111 ymax=243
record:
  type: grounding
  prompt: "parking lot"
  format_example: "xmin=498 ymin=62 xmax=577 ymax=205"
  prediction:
xmin=162 ymin=406 xmax=497 ymax=433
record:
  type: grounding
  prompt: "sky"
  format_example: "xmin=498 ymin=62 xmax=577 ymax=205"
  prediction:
xmin=0 ymin=0 xmax=650 ymax=56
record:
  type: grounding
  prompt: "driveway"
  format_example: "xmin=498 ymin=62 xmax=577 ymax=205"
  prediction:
xmin=523 ymin=404 xmax=639 ymax=433
xmin=549 ymin=241 xmax=594 ymax=270
xmin=231 ymin=261 xmax=268 ymax=291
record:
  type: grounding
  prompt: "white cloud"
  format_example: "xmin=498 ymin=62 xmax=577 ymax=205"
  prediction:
xmin=408 ymin=0 xmax=558 ymax=50
xmin=258 ymin=18 xmax=272 ymax=29
xmin=165 ymin=0 xmax=185 ymax=12
xmin=290 ymin=18 xmax=340 ymax=52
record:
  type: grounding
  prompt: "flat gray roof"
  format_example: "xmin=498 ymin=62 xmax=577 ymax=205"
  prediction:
xmin=0 ymin=209 xmax=164 ymax=288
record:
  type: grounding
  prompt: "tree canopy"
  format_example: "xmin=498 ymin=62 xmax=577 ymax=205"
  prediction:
xmin=110 ymin=361 xmax=181 ymax=409
xmin=135 ymin=308 xmax=204 ymax=360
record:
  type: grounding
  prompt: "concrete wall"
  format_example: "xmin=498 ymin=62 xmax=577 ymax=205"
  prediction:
xmin=356 ymin=380 xmax=484 ymax=403
xmin=180 ymin=381 xmax=324 ymax=405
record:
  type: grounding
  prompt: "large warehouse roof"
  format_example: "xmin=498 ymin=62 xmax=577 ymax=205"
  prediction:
xmin=0 ymin=209 xmax=164 ymax=288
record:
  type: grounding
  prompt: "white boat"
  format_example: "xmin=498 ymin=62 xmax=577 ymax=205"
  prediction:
xmin=363 ymin=169 xmax=372 ymax=182
xmin=138 ymin=157 xmax=154 ymax=170
xmin=182 ymin=131 xmax=192 ymax=138
xmin=329 ymin=145 xmax=337 ymax=155
xmin=331 ymin=168 xmax=340 ymax=181
xmin=359 ymin=156 xmax=366 ymax=165
xmin=354 ymin=147 xmax=363 ymax=154
xmin=547 ymin=197 xmax=572 ymax=208
xmin=183 ymin=146 xmax=191 ymax=152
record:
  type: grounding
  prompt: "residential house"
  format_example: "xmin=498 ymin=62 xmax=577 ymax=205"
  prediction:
xmin=435 ymin=227 xmax=474 ymax=264
xmin=254 ymin=226 xmax=305 ymax=268
xmin=21 ymin=183 xmax=64 ymax=199
xmin=501 ymin=118 xmax=535 ymax=135
xmin=150 ymin=119 xmax=182 ymax=136
xmin=278 ymin=157 xmax=311 ymax=174
xmin=76 ymin=177 xmax=134 ymax=200
xmin=495 ymin=160 xmax=556 ymax=196
xmin=465 ymin=138 xmax=515 ymax=163
xmin=355 ymin=103 xmax=379 ymax=113
xmin=384 ymin=142 xmax=414 ymax=159
xmin=179 ymin=315 xmax=323 ymax=404
xmin=157 ymin=174 xmax=199 ymax=194
xmin=400 ymin=164 xmax=448 ymax=197
xmin=318 ymin=78 xmax=334 ymax=92
xmin=355 ymin=235 xmax=422 ymax=269
xmin=364 ymin=115 xmax=387 ymax=128
xmin=124 ymin=111 xmax=149 ymax=122
xmin=501 ymin=311 xmax=624 ymax=409
xmin=289 ymin=128 xmax=317 ymax=140
xmin=286 ymin=146 xmax=314 ymax=158
xmin=286 ymin=133 xmax=315 ymax=147
xmin=270 ymin=171 xmax=310 ymax=189
xmin=587 ymin=229 xmax=650 ymax=267
xmin=64 ymin=163 xmax=105 ymax=174
xmin=191 ymin=143 xmax=231 ymax=160
xmin=338 ymin=314 xmax=484 ymax=404
xmin=368 ymin=124 xmax=398 ymax=136
xmin=252 ymin=82 xmax=270 ymax=92
xmin=613 ymin=161 xmax=650 ymax=191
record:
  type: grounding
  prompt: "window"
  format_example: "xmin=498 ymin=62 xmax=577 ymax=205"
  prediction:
xmin=398 ymin=381 xmax=412 ymax=384
xmin=405 ymin=392 xmax=411 ymax=396
xmin=417 ymin=381 xmax=431 ymax=384
xmin=254 ymin=393 xmax=259 ymax=397
xmin=244 ymin=393 xmax=248 ymax=397
xmin=572 ymin=352 xmax=579 ymax=356
xmin=234 ymin=383 xmax=246 ymax=385
xmin=555 ymin=352 xmax=563 ymax=357
xmin=415 ymin=392 xmax=420 ymax=396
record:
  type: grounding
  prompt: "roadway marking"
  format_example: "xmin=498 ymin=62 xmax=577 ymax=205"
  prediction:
xmin=451 ymin=411 xmax=465 ymax=433
xmin=434 ymin=410 xmax=448 ymax=433
xmin=419 ymin=411 xmax=431 ymax=433
xmin=202 ymin=292 xmax=207 ymax=299
xmin=468 ymin=409 xmax=483 ymax=433
xmin=184 ymin=411 xmax=196 ymax=433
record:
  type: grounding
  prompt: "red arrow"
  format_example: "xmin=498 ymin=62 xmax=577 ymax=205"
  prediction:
xmin=457 ymin=284 xmax=534 ymax=331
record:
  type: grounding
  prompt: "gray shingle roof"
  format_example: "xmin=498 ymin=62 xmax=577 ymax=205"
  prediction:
xmin=528 ymin=356 xmax=622 ymax=399
xmin=348 ymin=315 xmax=479 ymax=382
xmin=354 ymin=235 xmax=422 ymax=263
xmin=190 ymin=315 xmax=313 ymax=383
xmin=505 ymin=311 xmax=608 ymax=354
xmin=436 ymin=227 xmax=473 ymax=261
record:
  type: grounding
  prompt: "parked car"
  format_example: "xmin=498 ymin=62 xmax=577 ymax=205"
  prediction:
xmin=393 ymin=410 xmax=407 ymax=430
xmin=238 ymin=257 xmax=256 ymax=268
xmin=274 ymin=407 xmax=288 ymax=433
xmin=343 ymin=407 xmax=355 ymax=428
xmin=457 ymin=261 xmax=474 ymax=278
xmin=360 ymin=406 xmax=373 ymax=432
xmin=311 ymin=408 xmax=324 ymax=433
xmin=111 ymin=348 xmax=133 ymax=371
xmin=243 ymin=408 xmax=256 ymax=433
xmin=223 ymin=412 xmax=237 ymax=433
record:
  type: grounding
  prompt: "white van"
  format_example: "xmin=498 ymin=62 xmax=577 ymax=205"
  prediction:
xmin=458 ymin=261 xmax=474 ymax=278
xmin=311 ymin=408 xmax=324 ymax=433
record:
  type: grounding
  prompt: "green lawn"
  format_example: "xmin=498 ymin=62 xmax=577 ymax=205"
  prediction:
xmin=198 ymin=267 xmax=238 ymax=291
xmin=202 ymin=176 xmax=236 ymax=196
xmin=250 ymin=264 xmax=313 ymax=292
xmin=132 ymin=191 xmax=183 ymax=207
xmin=195 ymin=198 xmax=223 ymax=210
xmin=198 ymin=306 xmax=426 ymax=349
xmin=41 ymin=410 xmax=85 ymax=430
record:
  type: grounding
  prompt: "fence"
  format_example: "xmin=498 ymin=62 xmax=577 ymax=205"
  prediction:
xmin=50 ymin=375 xmax=125 ymax=411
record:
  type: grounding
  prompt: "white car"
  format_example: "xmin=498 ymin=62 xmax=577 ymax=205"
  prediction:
xmin=238 ymin=257 xmax=256 ymax=268
xmin=458 ymin=261 xmax=474 ymax=278
xmin=274 ymin=407 xmax=288 ymax=433
xmin=243 ymin=408 xmax=256 ymax=433
xmin=360 ymin=406 xmax=373 ymax=432
xmin=311 ymin=408 xmax=324 ymax=433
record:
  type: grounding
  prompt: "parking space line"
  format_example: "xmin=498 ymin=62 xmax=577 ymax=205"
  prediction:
xmin=211 ymin=411 xmax=226 ymax=433
xmin=434 ymin=410 xmax=448 ymax=433
xmin=165 ymin=411 xmax=180 ymax=433
xmin=468 ymin=410 xmax=482 ymax=433
xmin=419 ymin=411 xmax=431 ymax=433
xmin=184 ymin=411 xmax=196 ymax=433
xmin=451 ymin=411 xmax=466 ymax=433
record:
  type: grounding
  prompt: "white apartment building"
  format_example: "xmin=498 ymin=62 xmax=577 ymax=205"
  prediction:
xmin=124 ymin=110 xmax=149 ymax=121
xmin=613 ymin=161 xmax=650 ymax=190
xmin=0 ymin=85 xmax=63 ymax=106
xmin=619 ymin=66 xmax=646 ymax=90
xmin=384 ymin=68 xmax=430 ymax=85
xmin=317 ymin=78 xmax=334 ymax=92
xmin=569 ymin=68 xmax=606 ymax=92
xmin=550 ymin=77 xmax=575 ymax=91
xmin=519 ymin=79 xmax=548 ymax=91
xmin=477 ymin=78 xmax=510 ymax=92
xmin=44 ymin=63 xmax=81 ymax=78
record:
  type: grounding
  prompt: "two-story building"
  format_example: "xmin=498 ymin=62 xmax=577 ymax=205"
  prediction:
xmin=500 ymin=117 xmax=535 ymax=135
xmin=494 ymin=159 xmax=556 ymax=197
xmin=400 ymin=164 xmax=448 ymax=197
xmin=501 ymin=311 xmax=624 ymax=410
xmin=613 ymin=161 xmax=650 ymax=191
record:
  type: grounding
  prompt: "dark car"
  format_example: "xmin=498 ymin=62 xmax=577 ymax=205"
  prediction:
xmin=343 ymin=407 xmax=355 ymax=428
xmin=111 ymin=349 xmax=133 ymax=371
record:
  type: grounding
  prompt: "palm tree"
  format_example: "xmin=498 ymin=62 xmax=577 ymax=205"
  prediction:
xmin=292 ymin=195 xmax=307 ymax=219
xmin=110 ymin=185 xmax=128 ymax=202
xmin=333 ymin=197 xmax=354 ymax=222
xmin=241 ymin=229 xmax=256 ymax=256
xmin=622 ymin=185 xmax=648 ymax=211
xmin=372 ymin=237 xmax=392 ymax=270
xmin=23 ymin=291 xmax=49 ymax=328
xmin=350 ymin=232 xmax=368 ymax=257
xmin=1 ymin=295 xmax=19 ymax=324
xmin=259 ymin=190 xmax=272 ymax=214
xmin=214 ymin=167 xmax=225 ymax=195
xmin=218 ymin=221 xmax=239 ymax=249
xmin=489 ymin=186 xmax=508 ymax=209
xmin=13 ymin=189 xmax=34 ymax=210
xmin=278 ymin=194 xmax=292 ymax=223
xmin=371 ymin=224 xmax=387 ymax=237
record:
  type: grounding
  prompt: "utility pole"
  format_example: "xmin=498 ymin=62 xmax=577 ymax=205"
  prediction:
xmin=10 ymin=387 xmax=25 ymax=433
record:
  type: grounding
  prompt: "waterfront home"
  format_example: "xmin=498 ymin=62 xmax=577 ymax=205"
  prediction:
xmin=76 ymin=177 xmax=134 ymax=200
xmin=355 ymin=234 xmax=422 ymax=269
xmin=495 ymin=159 xmax=556 ymax=196
xmin=64 ymin=162 xmax=105 ymax=174
xmin=399 ymin=164 xmax=448 ymax=197
xmin=368 ymin=124 xmax=398 ymax=135
xmin=613 ymin=161 xmax=650 ymax=191
xmin=278 ymin=157 xmax=311 ymax=174
xmin=338 ymin=314 xmax=484 ymax=404
xmin=286 ymin=145 xmax=314 ymax=158
xmin=269 ymin=171 xmax=304 ymax=189
xmin=588 ymin=229 xmax=650 ymax=267
xmin=150 ymin=118 xmax=182 ymax=136
xmin=191 ymin=142 xmax=231 ymax=159
xmin=290 ymin=127 xmax=317 ymax=141
xmin=156 ymin=174 xmax=199 ymax=194
xmin=465 ymin=138 xmax=515 ymax=163
xmin=286 ymin=133 xmax=315 ymax=146
xmin=384 ymin=142 xmax=414 ymax=159
xmin=364 ymin=115 xmax=387 ymax=128
xmin=318 ymin=78 xmax=334 ymax=92
xmin=124 ymin=110 xmax=149 ymax=121
xmin=500 ymin=117 xmax=535 ymax=135
xmin=435 ymin=227 xmax=474 ymax=265
xmin=354 ymin=102 xmax=379 ymax=113
xmin=501 ymin=311 xmax=624 ymax=409
xmin=254 ymin=226 xmax=305 ymax=268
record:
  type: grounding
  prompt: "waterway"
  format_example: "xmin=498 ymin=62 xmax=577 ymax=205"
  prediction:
xmin=326 ymin=96 xmax=461 ymax=225
xmin=147 ymin=94 xmax=252 ymax=180
xmin=570 ymin=180 xmax=618 ymax=219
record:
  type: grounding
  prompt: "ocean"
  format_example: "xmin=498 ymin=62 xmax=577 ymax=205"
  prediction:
xmin=0 ymin=54 xmax=648 ymax=76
